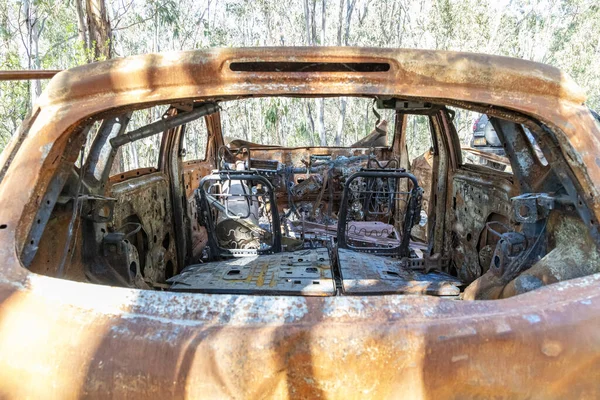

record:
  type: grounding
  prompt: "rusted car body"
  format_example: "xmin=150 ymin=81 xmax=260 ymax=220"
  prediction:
xmin=1 ymin=48 xmax=600 ymax=398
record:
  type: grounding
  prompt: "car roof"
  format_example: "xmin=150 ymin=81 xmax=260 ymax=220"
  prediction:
xmin=39 ymin=47 xmax=586 ymax=110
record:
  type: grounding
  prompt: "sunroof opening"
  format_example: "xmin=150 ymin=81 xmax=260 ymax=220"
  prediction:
xmin=230 ymin=61 xmax=390 ymax=73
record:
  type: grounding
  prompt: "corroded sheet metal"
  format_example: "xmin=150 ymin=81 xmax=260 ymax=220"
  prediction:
xmin=108 ymin=173 xmax=178 ymax=283
xmin=0 ymin=268 xmax=599 ymax=398
xmin=0 ymin=69 xmax=60 ymax=80
xmin=0 ymin=48 xmax=600 ymax=398
xmin=338 ymin=249 xmax=461 ymax=295
xmin=40 ymin=48 xmax=586 ymax=107
xmin=465 ymin=212 xmax=600 ymax=300
xmin=450 ymin=174 xmax=515 ymax=282
xmin=170 ymin=248 xmax=334 ymax=296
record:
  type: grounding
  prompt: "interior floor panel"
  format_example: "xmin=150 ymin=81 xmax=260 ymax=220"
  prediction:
xmin=169 ymin=248 xmax=335 ymax=295
xmin=338 ymin=249 xmax=462 ymax=296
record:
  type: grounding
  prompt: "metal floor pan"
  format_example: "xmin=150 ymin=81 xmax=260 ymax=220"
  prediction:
xmin=338 ymin=249 xmax=462 ymax=296
xmin=169 ymin=248 xmax=335 ymax=296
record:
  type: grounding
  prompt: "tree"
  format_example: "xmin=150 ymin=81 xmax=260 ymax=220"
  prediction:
xmin=20 ymin=0 xmax=43 ymax=105
xmin=76 ymin=0 xmax=122 ymax=171
xmin=334 ymin=0 xmax=356 ymax=146
xmin=304 ymin=0 xmax=328 ymax=146
xmin=85 ymin=0 xmax=112 ymax=60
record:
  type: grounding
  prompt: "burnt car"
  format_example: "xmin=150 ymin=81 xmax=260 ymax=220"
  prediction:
xmin=471 ymin=113 xmax=504 ymax=153
xmin=467 ymin=113 xmax=509 ymax=171
xmin=1 ymin=48 xmax=600 ymax=398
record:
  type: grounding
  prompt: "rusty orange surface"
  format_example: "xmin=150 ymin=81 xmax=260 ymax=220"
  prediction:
xmin=0 ymin=69 xmax=61 ymax=80
xmin=0 ymin=48 xmax=599 ymax=398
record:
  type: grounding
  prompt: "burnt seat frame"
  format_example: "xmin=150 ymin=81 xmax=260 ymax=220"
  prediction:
xmin=196 ymin=171 xmax=282 ymax=260
xmin=337 ymin=169 xmax=422 ymax=258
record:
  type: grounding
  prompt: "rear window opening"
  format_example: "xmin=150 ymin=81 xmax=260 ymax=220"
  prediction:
xmin=22 ymin=95 xmax=600 ymax=302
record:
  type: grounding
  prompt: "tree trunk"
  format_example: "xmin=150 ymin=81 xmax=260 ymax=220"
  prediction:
xmin=258 ymin=100 xmax=264 ymax=144
xmin=75 ymin=0 xmax=88 ymax=48
xmin=335 ymin=98 xmax=346 ymax=146
xmin=344 ymin=0 xmax=356 ymax=45
xmin=21 ymin=0 xmax=41 ymax=106
xmin=316 ymin=98 xmax=326 ymax=146
xmin=305 ymin=102 xmax=315 ymax=146
xmin=243 ymin=101 xmax=251 ymax=141
xmin=276 ymin=114 xmax=282 ymax=146
xmin=335 ymin=0 xmax=353 ymax=146
xmin=85 ymin=0 xmax=112 ymax=61
xmin=337 ymin=0 xmax=344 ymax=45
xmin=320 ymin=0 xmax=326 ymax=45
xmin=153 ymin=7 xmax=160 ymax=52
xmin=316 ymin=0 xmax=327 ymax=145
xmin=83 ymin=0 xmax=119 ymax=174
xmin=29 ymin=14 xmax=41 ymax=106
xmin=311 ymin=0 xmax=318 ymax=43
xmin=129 ymin=143 xmax=139 ymax=169
xmin=303 ymin=0 xmax=313 ymax=45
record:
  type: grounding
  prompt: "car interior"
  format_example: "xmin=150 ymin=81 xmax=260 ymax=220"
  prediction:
xmin=22 ymin=95 xmax=600 ymax=300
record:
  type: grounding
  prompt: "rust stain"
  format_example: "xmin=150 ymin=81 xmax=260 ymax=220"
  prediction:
xmin=0 ymin=48 xmax=599 ymax=398
xmin=256 ymin=264 xmax=268 ymax=287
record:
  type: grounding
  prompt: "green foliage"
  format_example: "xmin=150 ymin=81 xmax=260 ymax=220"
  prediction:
xmin=264 ymin=100 xmax=279 ymax=132
xmin=430 ymin=0 xmax=456 ymax=50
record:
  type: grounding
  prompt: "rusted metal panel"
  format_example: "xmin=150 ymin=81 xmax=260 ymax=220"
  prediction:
xmin=465 ymin=212 xmax=600 ymax=300
xmin=108 ymin=166 xmax=159 ymax=184
xmin=28 ymin=206 xmax=87 ymax=281
xmin=450 ymin=174 xmax=515 ymax=282
xmin=183 ymin=160 xmax=213 ymax=199
xmin=338 ymin=249 xmax=461 ymax=295
xmin=108 ymin=173 xmax=178 ymax=284
xmin=170 ymin=248 xmax=335 ymax=295
xmin=39 ymin=48 xmax=587 ymax=107
xmin=0 ymin=48 xmax=599 ymax=398
xmin=0 ymin=69 xmax=61 ymax=80
xmin=0 ymin=267 xmax=599 ymax=398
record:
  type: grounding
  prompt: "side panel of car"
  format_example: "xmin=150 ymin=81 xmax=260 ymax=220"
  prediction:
xmin=106 ymin=172 xmax=178 ymax=285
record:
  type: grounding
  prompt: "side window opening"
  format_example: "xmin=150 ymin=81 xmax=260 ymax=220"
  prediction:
xmin=75 ymin=120 xmax=102 ymax=168
xmin=406 ymin=114 xmax=433 ymax=164
xmin=110 ymin=105 xmax=170 ymax=175
xmin=405 ymin=114 xmax=433 ymax=243
xmin=182 ymin=116 xmax=208 ymax=162
xmin=454 ymin=109 xmax=548 ymax=172
xmin=452 ymin=109 xmax=512 ymax=173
